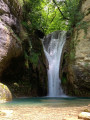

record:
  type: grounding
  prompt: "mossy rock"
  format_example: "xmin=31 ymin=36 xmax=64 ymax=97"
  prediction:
xmin=0 ymin=83 xmax=12 ymax=103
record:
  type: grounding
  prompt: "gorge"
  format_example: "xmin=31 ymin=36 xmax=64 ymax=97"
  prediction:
xmin=0 ymin=0 xmax=90 ymax=102
xmin=0 ymin=0 xmax=90 ymax=119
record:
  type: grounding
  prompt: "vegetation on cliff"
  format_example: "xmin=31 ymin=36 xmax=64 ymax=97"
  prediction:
xmin=18 ymin=0 xmax=82 ymax=69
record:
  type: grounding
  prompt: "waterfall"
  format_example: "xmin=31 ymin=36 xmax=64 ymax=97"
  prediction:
xmin=42 ymin=31 xmax=66 ymax=97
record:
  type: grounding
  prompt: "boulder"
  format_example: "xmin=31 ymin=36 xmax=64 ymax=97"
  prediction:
xmin=0 ymin=83 xmax=12 ymax=103
xmin=78 ymin=112 xmax=90 ymax=120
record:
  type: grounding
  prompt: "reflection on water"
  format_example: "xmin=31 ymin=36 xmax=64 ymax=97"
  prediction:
xmin=1 ymin=97 xmax=90 ymax=108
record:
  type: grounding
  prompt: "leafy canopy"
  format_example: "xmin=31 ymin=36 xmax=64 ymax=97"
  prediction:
xmin=21 ymin=0 xmax=81 ymax=34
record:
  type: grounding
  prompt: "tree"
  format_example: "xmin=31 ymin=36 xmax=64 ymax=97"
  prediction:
xmin=21 ymin=0 xmax=81 ymax=35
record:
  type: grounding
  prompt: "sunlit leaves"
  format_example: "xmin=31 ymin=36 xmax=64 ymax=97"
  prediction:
xmin=22 ymin=0 xmax=81 ymax=35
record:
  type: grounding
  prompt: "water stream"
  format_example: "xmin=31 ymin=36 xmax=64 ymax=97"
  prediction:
xmin=43 ymin=31 xmax=66 ymax=97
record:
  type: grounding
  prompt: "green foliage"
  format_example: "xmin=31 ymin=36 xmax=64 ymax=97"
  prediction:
xmin=62 ymin=76 xmax=67 ymax=84
xmin=76 ymin=21 xmax=90 ymax=37
xmin=70 ymin=51 xmax=75 ymax=61
xmin=84 ymin=62 xmax=89 ymax=68
xmin=17 ymin=0 xmax=24 ymax=6
xmin=29 ymin=52 xmax=39 ymax=67
xmin=22 ymin=0 xmax=43 ymax=32
xmin=24 ymin=51 xmax=39 ymax=68
xmin=24 ymin=51 xmax=29 ymax=68
xmin=69 ymin=39 xmax=76 ymax=61
xmin=21 ymin=0 xmax=85 ymax=69
xmin=21 ymin=0 xmax=82 ymax=35
xmin=61 ymin=72 xmax=67 ymax=85
xmin=64 ymin=0 xmax=82 ymax=27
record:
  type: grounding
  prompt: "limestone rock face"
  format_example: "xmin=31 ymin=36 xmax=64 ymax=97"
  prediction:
xmin=75 ymin=0 xmax=90 ymax=68
xmin=0 ymin=83 xmax=12 ymax=103
xmin=67 ymin=0 xmax=90 ymax=96
xmin=0 ymin=0 xmax=22 ymax=77
xmin=61 ymin=0 xmax=90 ymax=96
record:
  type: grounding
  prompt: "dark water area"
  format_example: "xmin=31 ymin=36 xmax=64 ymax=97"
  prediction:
xmin=1 ymin=97 xmax=90 ymax=108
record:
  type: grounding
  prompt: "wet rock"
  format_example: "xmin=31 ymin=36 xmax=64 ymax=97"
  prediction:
xmin=78 ymin=112 xmax=90 ymax=120
xmin=0 ymin=83 xmax=12 ymax=102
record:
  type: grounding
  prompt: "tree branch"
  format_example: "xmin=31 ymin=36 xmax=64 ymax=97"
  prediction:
xmin=52 ymin=0 xmax=69 ymax=20
xmin=51 ymin=12 xmax=56 ymax=23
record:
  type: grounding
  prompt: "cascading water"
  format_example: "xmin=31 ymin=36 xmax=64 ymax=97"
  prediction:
xmin=42 ymin=31 xmax=66 ymax=97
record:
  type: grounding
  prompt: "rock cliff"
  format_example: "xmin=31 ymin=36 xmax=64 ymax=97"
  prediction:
xmin=0 ymin=0 xmax=22 ymax=77
xmin=62 ymin=0 xmax=90 ymax=96
xmin=0 ymin=0 xmax=47 ymax=97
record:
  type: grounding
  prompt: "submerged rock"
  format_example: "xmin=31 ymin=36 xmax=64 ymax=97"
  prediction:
xmin=0 ymin=83 xmax=12 ymax=103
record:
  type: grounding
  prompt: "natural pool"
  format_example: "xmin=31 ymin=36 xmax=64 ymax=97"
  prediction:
xmin=0 ymin=97 xmax=90 ymax=120
xmin=1 ymin=97 xmax=90 ymax=107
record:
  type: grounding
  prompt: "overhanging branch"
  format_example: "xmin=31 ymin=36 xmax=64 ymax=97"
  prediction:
xmin=52 ymin=0 xmax=69 ymax=20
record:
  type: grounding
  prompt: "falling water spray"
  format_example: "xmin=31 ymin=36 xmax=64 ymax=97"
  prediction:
xmin=43 ymin=31 xmax=66 ymax=97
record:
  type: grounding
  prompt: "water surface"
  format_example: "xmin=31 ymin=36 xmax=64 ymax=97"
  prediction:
xmin=1 ymin=97 xmax=90 ymax=108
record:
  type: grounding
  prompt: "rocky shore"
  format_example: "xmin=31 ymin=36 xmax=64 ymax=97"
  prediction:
xmin=0 ymin=104 xmax=90 ymax=120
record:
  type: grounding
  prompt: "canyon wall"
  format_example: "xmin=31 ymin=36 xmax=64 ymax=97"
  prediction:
xmin=62 ymin=0 xmax=90 ymax=96
xmin=0 ymin=0 xmax=22 ymax=77
xmin=0 ymin=0 xmax=47 ymax=97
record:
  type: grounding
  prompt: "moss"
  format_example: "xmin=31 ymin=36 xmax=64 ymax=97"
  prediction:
xmin=69 ymin=38 xmax=76 ymax=62
xmin=84 ymin=63 xmax=89 ymax=68
xmin=17 ymin=0 xmax=24 ymax=6
xmin=29 ymin=52 xmax=39 ymax=67
xmin=0 ymin=83 xmax=12 ymax=101
xmin=61 ymin=73 xmax=67 ymax=85
xmin=70 ymin=51 xmax=75 ymax=61
xmin=76 ymin=21 xmax=90 ymax=38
